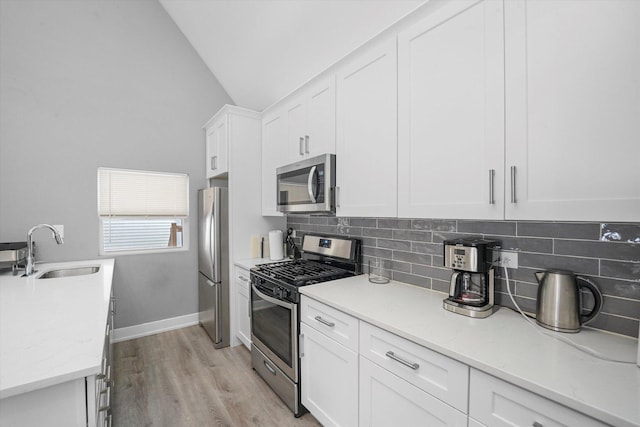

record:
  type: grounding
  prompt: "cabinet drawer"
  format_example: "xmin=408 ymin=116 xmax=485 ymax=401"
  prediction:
xmin=360 ymin=322 xmax=468 ymax=412
xmin=234 ymin=266 xmax=251 ymax=290
xmin=360 ymin=356 xmax=467 ymax=427
xmin=300 ymin=296 xmax=358 ymax=352
xmin=469 ymin=369 xmax=606 ymax=427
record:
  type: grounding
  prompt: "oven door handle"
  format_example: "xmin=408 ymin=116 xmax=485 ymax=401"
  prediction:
xmin=251 ymin=283 xmax=295 ymax=310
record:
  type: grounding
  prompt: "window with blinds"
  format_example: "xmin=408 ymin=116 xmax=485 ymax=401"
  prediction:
xmin=97 ymin=168 xmax=189 ymax=254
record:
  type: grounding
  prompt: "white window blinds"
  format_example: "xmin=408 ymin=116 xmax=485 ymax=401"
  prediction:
xmin=98 ymin=168 xmax=189 ymax=217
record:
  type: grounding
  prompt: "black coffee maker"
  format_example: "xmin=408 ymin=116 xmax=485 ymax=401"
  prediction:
xmin=442 ymin=238 xmax=498 ymax=318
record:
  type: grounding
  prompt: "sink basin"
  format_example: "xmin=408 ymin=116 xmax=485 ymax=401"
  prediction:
xmin=37 ymin=266 xmax=100 ymax=279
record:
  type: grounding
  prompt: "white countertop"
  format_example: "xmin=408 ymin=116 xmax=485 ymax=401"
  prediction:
xmin=300 ymin=275 xmax=640 ymax=427
xmin=0 ymin=259 xmax=114 ymax=399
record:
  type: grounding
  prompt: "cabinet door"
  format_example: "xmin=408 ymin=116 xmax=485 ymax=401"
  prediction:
xmin=306 ymin=75 xmax=336 ymax=157
xmin=236 ymin=283 xmax=251 ymax=350
xmin=504 ymin=0 xmax=640 ymax=221
xmin=261 ymin=109 xmax=286 ymax=216
xmin=285 ymin=95 xmax=307 ymax=164
xmin=398 ymin=0 xmax=505 ymax=220
xmin=336 ymin=37 xmax=397 ymax=217
xmin=300 ymin=323 xmax=358 ymax=427
xmin=359 ymin=357 xmax=467 ymax=427
xmin=206 ymin=117 xmax=228 ymax=178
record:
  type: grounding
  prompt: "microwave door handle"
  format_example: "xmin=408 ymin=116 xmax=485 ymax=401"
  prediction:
xmin=307 ymin=166 xmax=317 ymax=203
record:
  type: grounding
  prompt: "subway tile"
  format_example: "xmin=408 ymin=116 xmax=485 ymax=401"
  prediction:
xmin=378 ymin=238 xmax=411 ymax=251
xmin=362 ymin=228 xmax=393 ymax=238
xmin=412 ymin=219 xmax=457 ymax=232
xmin=361 ymin=247 xmax=393 ymax=259
xmin=300 ymin=224 xmax=319 ymax=232
xmin=601 ymin=295 xmax=640 ymax=320
xmin=337 ymin=218 xmax=350 ymax=226
xmin=317 ymin=225 xmax=340 ymax=235
xmin=554 ymin=239 xmax=640 ymax=262
xmin=392 ymin=271 xmax=430 ymax=289
xmin=432 ymin=255 xmax=444 ymax=267
xmin=359 ymin=237 xmax=377 ymax=247
xmin=586 ymin=313 xmax=639 ymax=338
xmin=517 ymin=221 xmax=599 ymax=240
xmin=411 ymin=241 xmax=442 ymax=255
xmin=586 ymin=276 xmax=640 ymax=300
xmin=515 ymin=281 xmax=538 ymax=299
xmin=600 ymin=223 xmax=640 ymax=243
xmin=600 ymin=260 xmax=640 ymax=281
xmin=432 ymin=279 xmax=450 ymax=293
xmin=412 ymin=265 xmax=451 ymax=282
xmin=390 ymin=260 xmax=412 ymax=273
xmin=393 ymin=229 xmax=432 ymax=242
xmin=337 ymin=225 xmax=362 ymax=236
xmin=309 ymin=216 xmax=329 ymax=225
xmin=350 ymin=218 xmax=377 ymax=228
xmin=327 ymin=217 xmax=339 ymax=225
xmin=432 ymin=232 xmax=478 ymax=244
xmin=378 ymin=218 xmax=411 ymax=229
xmin=518 ymin=252 xmax=599 ymax=276
xmin=495 ymin=293 xmax=536 ymax=315
xmin=286 ymin=215 xmax=309 ymax=224
xmin=393 ymin=251 xmax=430 ymax=266
xmin=485 ymin=235 xmax=553 ymax=254
xmin=458 ymin=220 xmax=516 ymax=236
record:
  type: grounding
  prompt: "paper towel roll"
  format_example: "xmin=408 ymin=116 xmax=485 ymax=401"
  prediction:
xmin=269 ymin=230 xmax=284 ymax=261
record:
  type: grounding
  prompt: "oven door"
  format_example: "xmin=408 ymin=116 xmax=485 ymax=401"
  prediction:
xmin=276 ymin=154 xmax=335 ymax=214
xmin=251 ymin=283 xmax=298 ymax=380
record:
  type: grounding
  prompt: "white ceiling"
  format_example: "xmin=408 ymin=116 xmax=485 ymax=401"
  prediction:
xmin=159 ymin=0 xmax=426 ymax=111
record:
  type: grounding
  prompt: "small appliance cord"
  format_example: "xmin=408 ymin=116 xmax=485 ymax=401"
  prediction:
xmin=499 ymin=264 xmax=636 ymax=364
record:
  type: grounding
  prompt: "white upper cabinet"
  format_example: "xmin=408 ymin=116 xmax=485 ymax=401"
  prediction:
xmin=284 ymin=75 xmax=336 ymax=165
xmin=336 ymin=37 xmax=398 ymax=217
xmin=205 ymin=115 xmax=229 ymax=178
xmin=398 ymin=0 xmax=505 ymax=220
xmin=261 ymin=107 xmax=287 ymax=216
xmin=504 ymin=0 xmax=640 ymax=221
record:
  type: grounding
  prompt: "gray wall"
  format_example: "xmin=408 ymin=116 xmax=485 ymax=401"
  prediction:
xmin=288 ymin=216 xmax=640 ymax=338
xmin=0 ymin=0 xmax=233 ymax=328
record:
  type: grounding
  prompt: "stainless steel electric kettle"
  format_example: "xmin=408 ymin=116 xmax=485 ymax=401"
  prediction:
xmin=535 ymin=270 xmax=603 ymax=333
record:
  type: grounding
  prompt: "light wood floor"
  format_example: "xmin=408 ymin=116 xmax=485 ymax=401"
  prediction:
xmin=112 ymin=325 xmax=321 ymax=427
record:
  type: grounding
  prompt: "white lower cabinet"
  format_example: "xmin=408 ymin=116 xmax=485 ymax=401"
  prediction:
xmin=234 ymin=266 xmax=252 ymax=350
xmin=469 ymin=368 xmax=606 ymax=427
xmin=300 ymin=322 xmax=359 ymax=427
xmin=360 ymin=357 xmax=467 ymax=427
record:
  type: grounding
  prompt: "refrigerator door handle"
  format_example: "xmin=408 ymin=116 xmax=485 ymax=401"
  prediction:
xmin=214 ymin=280 xmax=222 ymax=344
xmin=212 ymin=188 xmax=222 ymax=284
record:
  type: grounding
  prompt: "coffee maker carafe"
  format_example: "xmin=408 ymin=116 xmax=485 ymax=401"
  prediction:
xmin=443 ymin=238 xmax=498 ymax=318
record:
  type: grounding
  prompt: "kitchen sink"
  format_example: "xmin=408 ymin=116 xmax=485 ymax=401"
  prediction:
xmin=37 ymin=266 xmax=100 ymax=279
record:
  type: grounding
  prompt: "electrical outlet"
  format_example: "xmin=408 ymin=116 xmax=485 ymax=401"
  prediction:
xmin=494 ymin=250 xmax=518 ymax=269
xmin=53 ymin=224 xmax=64 ymax=239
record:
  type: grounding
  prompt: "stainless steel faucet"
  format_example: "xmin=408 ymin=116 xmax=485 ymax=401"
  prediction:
xmin=24 ymin=224 xmax=64 ymax=276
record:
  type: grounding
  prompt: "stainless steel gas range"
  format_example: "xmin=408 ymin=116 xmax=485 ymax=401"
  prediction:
xmin=249 ymin=234 xmax=361 ymax=417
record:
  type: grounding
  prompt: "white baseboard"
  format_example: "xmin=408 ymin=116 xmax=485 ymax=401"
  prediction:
xmin=112 ymin=312 xmax=199 ymax=343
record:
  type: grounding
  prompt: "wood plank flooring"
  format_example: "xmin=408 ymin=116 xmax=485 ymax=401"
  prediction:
xmin=112 ymin=325 xmax=321 ymax=427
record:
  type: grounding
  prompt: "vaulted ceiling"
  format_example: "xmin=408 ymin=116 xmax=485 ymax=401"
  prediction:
xmin=159 ymin=0 xmax=426 ymax=111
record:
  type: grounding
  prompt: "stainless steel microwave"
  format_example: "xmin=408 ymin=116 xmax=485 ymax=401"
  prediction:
xmin=276 ymin=153 xmax=335 ymax=214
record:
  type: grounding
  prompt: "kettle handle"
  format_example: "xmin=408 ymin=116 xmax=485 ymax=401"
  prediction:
xmin=576 ymin=276 xmax=603 ymax=325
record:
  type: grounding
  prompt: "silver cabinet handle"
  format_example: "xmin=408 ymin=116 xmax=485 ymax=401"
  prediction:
xmin=532 ymin=423 xmax=543 ymax=427
xmin=248 ymin=300 xmax=251 ymax=318
xmin=238 ymin=275 xmax=249 ymax=282
xmin=335 ymin=186 xmax=340 ymax=208
xmin=304 ymin=135 xmax=310 ymax=154
xmin=314 ymin=315 xmax=335 ymax=327
xmin=386 ymin=351 xmax=419 ymax=370
xmin=510 ymin=165 xmax=517 ymax=203
xmin=489 ymin=169 xmax=495 ymax=205
xmin=299 ymin=137 xmax=304 ymax=155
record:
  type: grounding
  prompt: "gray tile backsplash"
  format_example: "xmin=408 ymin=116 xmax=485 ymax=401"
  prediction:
xmin=287 ymin=216 xmax=640 ymax=338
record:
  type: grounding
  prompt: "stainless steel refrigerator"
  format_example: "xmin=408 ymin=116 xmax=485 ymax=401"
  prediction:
xmin=198 ymin=187 xmax=230 ymax=348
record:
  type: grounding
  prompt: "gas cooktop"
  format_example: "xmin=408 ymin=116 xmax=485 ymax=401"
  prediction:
xmin=252 ymin=259 xmax=357 ymax=287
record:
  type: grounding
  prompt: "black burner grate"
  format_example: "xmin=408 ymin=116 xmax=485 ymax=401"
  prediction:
xmin=254 ymin=259 xmax=354 ymax=287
